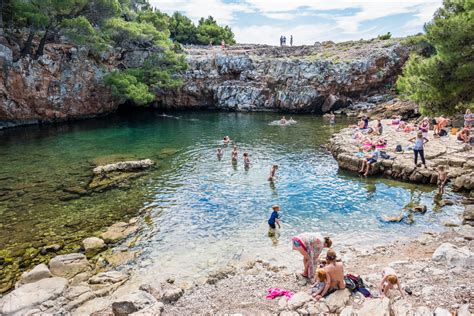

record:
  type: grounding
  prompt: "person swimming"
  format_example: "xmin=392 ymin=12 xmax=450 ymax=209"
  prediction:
xmin=280 ymin=116 xmax=287 ymax=125
xmin=223 ymin=136 xmax=231 ymax=144
xmin=289 ymin=117 xmax=297 ymax=124
xmin=217 ymin=147 xmax=223 ymax=159
xmin=329 ymin=112 xmax=335 ymax=125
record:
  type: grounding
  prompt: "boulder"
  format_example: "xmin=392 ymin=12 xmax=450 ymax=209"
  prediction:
xmin=93 ymin=159 xmax=154 ymax=174
xmin=391 ymin=300 xmax=414 ymax=316
xmin=340 ymin=306 xmax=355 ymax=316
xmin=463 ymin=205 xmax=474 ymax=226
xmin=457 ymin=304 xmax=471 ymax=316
xmin=307 ymin=301 xmax=330 ymax=315
xmin=456 ymin=225 xmax=474 ymax=240
xmin=89 ymin=271 xmax=129 ymax=285
xmin=161 ymin=286 xmax=184 ymax=303
xmin=326 ymin=289 xmax=351 ymax=313
xmin=49 ymin=253 xmax=91 ymax=279
xmin=356 ymin=298 xmax=390 ymax=316
xmin=81 ymin=237 xmax=106 ymax=256
xmin=111 ymin=291 xmax=157 ymax=315
xmin=0 ymin=277 xmax=67 ymax=315
xmin=100 ymin=220 xmax=138 ymax=243
xmin=130 ymin=302 xmax=164 ymax=316
xmin=433 ymin=307 xmax=451 ymax=316
xmin=17 ymin=263 xmax=53 ymax=286
xmin=287 ymin=291 xmax=312 ymax=310
xmin=414 ymin=306 xmax=432 ymax=316
xmin=432 ymin=243 xmax=474 ymax=269
xmin=279 ymin=311 xmax=299 ymax=316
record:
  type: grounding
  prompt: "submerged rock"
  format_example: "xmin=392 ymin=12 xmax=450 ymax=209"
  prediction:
xmin=92 ymin=159 xmax=154 ymax=175
xmin=100 ymin=219 xmax=138 ymax=243
xmin=82 ymin=237 xmax=107 ymax=257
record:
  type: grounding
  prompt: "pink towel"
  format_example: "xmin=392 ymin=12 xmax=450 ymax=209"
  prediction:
xmin=266 ymin=287 xmax=294 ymax=300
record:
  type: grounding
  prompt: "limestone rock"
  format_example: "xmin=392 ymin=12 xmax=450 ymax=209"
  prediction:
xmin=456 ymin=225 xmax=474 ymax=240
xmin=432 ymin=242 xmax=474 ymax=269
xmin=287 ymin=291 xmax=312 ymax=310
xmin=92 ymin=159 xmax=154 ymax=175
xmin=326 ymin=289 xmax=351 ymax=313
xmin=279 ymin=311 xmax=299 ymax=316
xmin=111 ymin=291 xmax=157 ymax=315
xmin=463 ymin=205 xmax=474 ymax=226
xmin=414 ymin=306 xmax=432 ymax=316
xmin=391 ymin=300 xmax=414 ymax=316
xmin=130 ymin=302 xmax=164 ymax=316
xmin=49 ymin=253 xmax=91 ymax=279
xmin=340 ymin=306 xmax=355 ymax=316
xmin=307 ymin=301 xmax=330 ymax=315
xmin=161 ymin=286 xmax=184 ymax=303
xmin=433 ymin=307 xmax=451 ymax=316
xmin=457 ymin=304 xmax=471 ymax=316
xmin=0 ymin=277 xmax=67 ymax=315
xmin=17 ymin=263 xmax=53 ymax=286
xmin=81 ymin=237 xmax=106 ymax=256
xmin=100 ymin=220 xmax=138 ymax=243
xmin=357 ymin=297 xmax=390 ymax=316
xmin=88 ymin=270 xmax=129 ymax=285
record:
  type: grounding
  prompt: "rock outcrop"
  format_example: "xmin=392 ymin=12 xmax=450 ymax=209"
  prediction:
xmin=328 ymin=119 xmax=474 ymax=193
xmin=157 ymin=40 xmax=409 ymax=113
xmin=0 ymin=42 xmax=118 ymax=129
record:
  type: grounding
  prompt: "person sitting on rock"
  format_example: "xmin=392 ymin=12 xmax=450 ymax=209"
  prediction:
xmin=311 ymin=268 xmax=327 ymax=298
xmin=359 ymin=145 xmax=380 ymax=176
xmin=379 ymin=267 xmax=405 ymax=298
xmin=457 ymin=127 xmax=472 ymax=143
xmin=315 ymin=249 xmax=345 ymax=300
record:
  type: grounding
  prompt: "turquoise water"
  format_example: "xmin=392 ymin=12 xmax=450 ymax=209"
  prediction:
xmin=0 ymin=110 xmax=463 ymax=287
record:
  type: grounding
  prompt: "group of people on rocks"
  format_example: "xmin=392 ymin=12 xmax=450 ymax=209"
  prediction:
xmin=280 ymin=35 xmax=293 ymax=46
xmin=350 ymin=109 xmax=473 ymax=195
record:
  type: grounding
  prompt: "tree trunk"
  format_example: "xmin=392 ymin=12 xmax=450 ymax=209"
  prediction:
xmin=34 ymin=27 xmax=50 ymax=59
xmin=20 ymin=29 xmax=35 ymax=57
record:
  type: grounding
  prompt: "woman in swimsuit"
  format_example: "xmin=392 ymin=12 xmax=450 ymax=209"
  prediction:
xmin=267 ymin=165 xmax=278 ymax=181
xmin=316 ymin=249 xmax=345 ymax=300
xmin=231 ymin=145 xmax=238 ymax=162
xmin=291 ymin=233 xmax=332 ymax=279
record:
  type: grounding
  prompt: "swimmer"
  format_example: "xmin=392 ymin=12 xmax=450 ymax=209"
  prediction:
xmin=280 ymin=116 xmax=287 ymax=125
xmin=329 ymin=112 xmax=336 ymax=124
xmin=243 ymin=152 xmax=250 ymax=167
xmin=223 ymin=136 xmax=231 ymax=144
xmin=267 ymin=164 xmax=278 ymax=181
xmin=289 ymin=117 xmax=297 ymax=124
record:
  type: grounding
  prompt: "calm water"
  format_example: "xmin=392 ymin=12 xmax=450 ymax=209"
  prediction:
xmin=0 ymin=110 xmax=462 ymax=287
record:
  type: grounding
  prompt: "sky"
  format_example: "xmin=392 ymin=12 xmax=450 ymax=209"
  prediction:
xmin=150 ymin=0 xmax=443 ymax=45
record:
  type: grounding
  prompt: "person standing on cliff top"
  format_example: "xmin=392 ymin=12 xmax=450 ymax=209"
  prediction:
xmin=279 ymin=35 xmax=283 ymax=46
xmin=290 ymin=35 xmax=293 ymax=46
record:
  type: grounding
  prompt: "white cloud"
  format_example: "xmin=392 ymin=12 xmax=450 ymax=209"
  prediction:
xmin=150 ymin=0 xmax=443 ymax=44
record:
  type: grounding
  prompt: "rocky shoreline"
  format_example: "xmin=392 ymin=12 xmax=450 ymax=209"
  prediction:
xmin=1 ymin=214 xmax=472 ymax=315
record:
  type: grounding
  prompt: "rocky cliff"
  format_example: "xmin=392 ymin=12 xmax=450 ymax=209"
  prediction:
xmin=0 ymin=41 xmax=118 ymax=129
xmin=0 ymin=38 xmax=410 ymax=128
xmin=157 ymin=39 xmax=410 ymax=113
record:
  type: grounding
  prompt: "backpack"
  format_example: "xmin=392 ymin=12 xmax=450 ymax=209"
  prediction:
xmin=344 ymin=276 xmax=357 ymax=292
xmin=395 ymin=144 xmax=403 ymax=152
xmin=346 ymin=274 xmax=365 ymax=289
xmin=439 ymin=129 xmax=447 ymax=137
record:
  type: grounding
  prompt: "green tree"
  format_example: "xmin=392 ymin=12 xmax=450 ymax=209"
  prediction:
xmin=169 ymin=12 xmax=197 ymax=44
xmin=397 ymin=0 xmax=474 ymax=115
xmin=196 ymin=16 xmax=235 ymax=45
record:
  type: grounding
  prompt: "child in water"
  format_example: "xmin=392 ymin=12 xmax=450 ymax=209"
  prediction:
xmin=217 ymin=147 xmax=223 ymax=158
xmin=311 ymin=268 xmax=327 ymax=298
xmin=267 ymin=165 xmax=278 ymax=181
xmin=268 ymin=205 xmax=281 ymax=236
xmin=231 ymin=145 xmax=238 ymax=162
xmin=437 ymin=165 xmax=448 ymax=196
xmin=243 ymin=152 xmax=250 ymax=167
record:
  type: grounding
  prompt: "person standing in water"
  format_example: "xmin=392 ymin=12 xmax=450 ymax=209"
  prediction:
xmin=217 ymin=147 xmax=223 ymax=159
xmin=231 ymin=145 xmax=238 ymax=162
xmin=329 ymin=112 xmax=336 ymax=125
xmin=268 ymin=165 xmax=279 ymax=181
xmin=243 ymin=152 xmax=250 ymax=167
xmin=268 ymin=204 xmax=281 ymax=230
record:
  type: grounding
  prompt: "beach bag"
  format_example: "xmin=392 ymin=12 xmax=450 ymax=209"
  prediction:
xmin=380 ymin=152 xmax=390 ymax=159
xmin=395 ymin=144 xmax=403 ymax=153
xmin=357 ymin=287 xmax=372 ymax=298
xmin=346 ymin=274 xmax=365 ymax=289
xmin=344 ymin=276 xmax=357 ymax=292
xmin=439 ymin=129 xmax=448 ymax=137
xmin=451 ymin=127 xmax=459 ymax=135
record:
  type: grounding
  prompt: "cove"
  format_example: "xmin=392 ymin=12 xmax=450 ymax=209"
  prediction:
xmin=0 ymin=110 xmax=463 ymax=287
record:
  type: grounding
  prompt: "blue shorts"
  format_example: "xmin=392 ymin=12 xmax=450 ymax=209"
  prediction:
xmin=367 ymin=158 xmax=377 ymax=164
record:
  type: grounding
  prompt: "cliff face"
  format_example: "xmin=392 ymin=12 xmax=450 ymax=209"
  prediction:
xmin=0 ymin=42 xmax=117 ymax=128
xmin=157 ymin=40 xmax=410 ymax=113
xmin=0 ymin=38 xmax=410 ymax=128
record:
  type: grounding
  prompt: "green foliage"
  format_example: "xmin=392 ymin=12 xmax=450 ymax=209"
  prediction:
xmin=137 ymin=9 xmax=169 ymax=33
xmin=169 ymin=12 xmax=197 ymax=44
xmin=62 ymin=16 xmax=107 ymax=53
xmin=103 ymin=17 xmax=168 ymax=46
xmin=105 ymin=52 xmax=187 ymax=105
xmin=196 ymin=16 xmax=235 ymax=45
xmin=377 ymin=32 xmax=392 ymax=40
xmin=397 ymin=0 xmax=474 ymax=115
xmin=105 ymin=71 xmax=155 ymax=105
